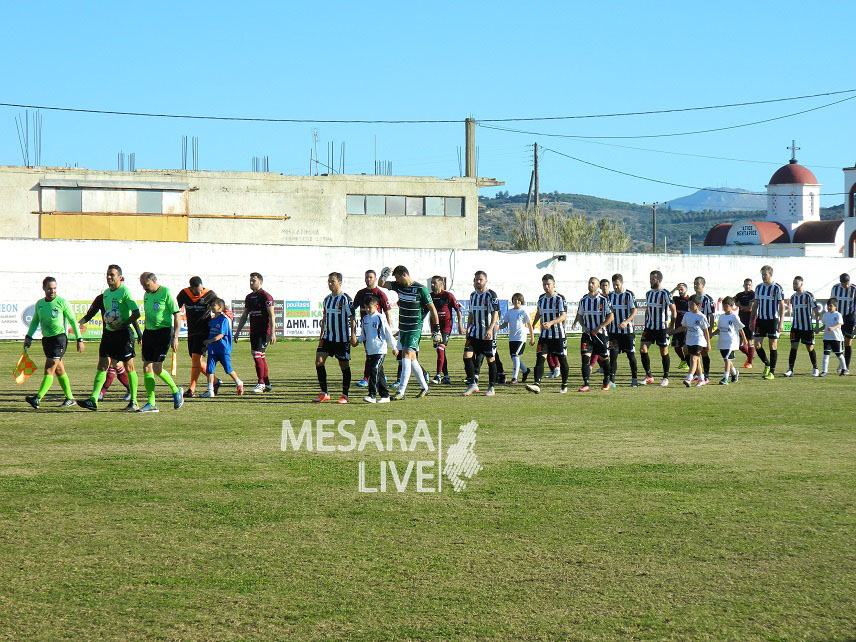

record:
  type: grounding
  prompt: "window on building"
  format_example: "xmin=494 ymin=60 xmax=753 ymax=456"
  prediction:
xmin=425 ymin=197 xmax=445 ymax=216
xmin=405 ymin=196 xmax=424 ymax=216
xmin=55 ymin=188 xmax=82 ymax=212
xmin=346 ymin=195 xmax=366 ymax=215
xmin=445 ymin=197 xmax=464 ymax=217
xmin=386 ymin=196 xmax=406 ymax=216
xmin=365 ymin=195 xmax=386 ymax=216
xmin=137 ymin=190 xmax=163 ymax=214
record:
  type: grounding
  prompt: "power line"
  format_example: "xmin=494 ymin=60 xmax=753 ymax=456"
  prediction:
xmin=0 ymin=88 xmax=855 ymax=125
xmin=478 ymin=94 xmax=856 ymax=139
xmin=541 ymin=146 xmax=851 ymax=197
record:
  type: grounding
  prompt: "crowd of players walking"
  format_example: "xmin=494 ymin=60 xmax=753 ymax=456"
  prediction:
xmin=20 ymin=263 xmax=855 ymax=409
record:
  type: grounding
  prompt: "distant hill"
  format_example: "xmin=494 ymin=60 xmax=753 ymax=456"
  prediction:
xmin=665 ymin=188 xmax=767 ymax=212
xmin=479 ymin=191 xmax=845 ymax=252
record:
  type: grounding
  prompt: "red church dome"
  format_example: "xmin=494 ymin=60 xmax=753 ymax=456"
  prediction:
xmin=768 ymin=160 xmax=818 ymax=186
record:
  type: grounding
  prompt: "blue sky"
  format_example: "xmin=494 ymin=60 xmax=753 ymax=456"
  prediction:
xmin=2 ymin=1 xmax=854 ymax=205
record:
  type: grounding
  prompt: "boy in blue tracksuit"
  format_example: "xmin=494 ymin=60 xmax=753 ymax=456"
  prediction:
xmin=201 ymin=298 xmax=244 ymax=397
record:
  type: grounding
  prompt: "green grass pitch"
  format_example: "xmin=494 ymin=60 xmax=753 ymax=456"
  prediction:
xmin=1 ymin=338 xmax=854 ymax=641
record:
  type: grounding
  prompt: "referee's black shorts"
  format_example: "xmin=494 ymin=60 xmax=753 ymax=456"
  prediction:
xmin=99 ymin=327 xmax=135 ymax=362
xmin=42 ymin=334 xmax=68 ymax=359
xmin=142 ymin=327 xmax=173 ymax=363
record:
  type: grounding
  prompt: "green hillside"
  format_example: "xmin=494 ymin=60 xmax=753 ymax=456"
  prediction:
xmin=479 ymin=192 xmax=845 ymax=252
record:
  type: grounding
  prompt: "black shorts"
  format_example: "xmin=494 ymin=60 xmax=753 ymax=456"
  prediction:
xmin=99 ymin=328 xmax=135 ymax=362
xmin=671 ymin=331 xmax=686 ymax=348
xmin=465 ymin=337 xmax=496 ymax=358
xmin=755 ymin=319 xmax=780 ymax=339
xmin=509 ymin=340 xmax=526 ymax=356
xmin=641 ymin=328 xmax=670 ymax=347
xmin=608 ymin=332 xmax=635 ymax=353
xmin=580 ymin=332 xmax=609 ymax=357
xmin=686 ymin=344 xmax=704 ymax=356
xmin=720 ymin=349 xmax=735 ymax=360
xmin=537 ymin=337 xmax=567 ymax=356
xmin=789 ymin=328 xmax=815 ymax=346
xmin=250 ymin=333 xmax=269 ymax=353
xmin=823 ymin=339 xmax=843 ymax=354
xmin=740 ymin=318 xmax=754 ymax=340
xmin=842 ymin=313 xmax=855 ymax=339
xmin=317 ymin=339 xmax=351 ymax=361
xmin=142 ymin=327 xmax=173 ymax=363
xmin=42 ymin=334 xmax=68 ymax=359
xmin=187 ymin=332 xmax=206 ymax=357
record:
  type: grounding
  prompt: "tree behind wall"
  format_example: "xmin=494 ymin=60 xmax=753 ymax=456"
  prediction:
xmin=511 ymin=206 xmax=631 ymax=252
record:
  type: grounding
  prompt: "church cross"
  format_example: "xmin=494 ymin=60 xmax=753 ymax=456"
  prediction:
xmin=788 ymin=140 xmax=800 ymax=162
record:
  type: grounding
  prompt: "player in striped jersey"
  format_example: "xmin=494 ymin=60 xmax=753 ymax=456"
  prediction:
xmin=784 ymin=276 xmax=819 ymax=377
xmin=314 ymin=272 xmax=357 ymax=403
xmin=608 ymin=273 xmax=638 ymax=386
xmin=830 ymin=273 xmax=856 ymax=369
xmin=463 ymin=271 xmax=501 ymax=396
xmin=670 ymin=282 xmax=690 ymax=371
xmin=749 ymin=265 xmax=785 ymax=380
xmin=641 ymin=270 xmax=676 ymax=387
xmin=525 ymin=274 xmax=570 ymax=394
xmin=573 ymin=277 xmax=615 ymax=392
xmin=693 ymin=276 xmax=716 ymax=383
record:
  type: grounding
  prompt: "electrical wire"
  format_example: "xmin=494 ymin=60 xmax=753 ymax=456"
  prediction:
xmin=1 ymin=88 xmax=855 ymax=124
xmin=478 ymin=94 xmax=856 ymax=139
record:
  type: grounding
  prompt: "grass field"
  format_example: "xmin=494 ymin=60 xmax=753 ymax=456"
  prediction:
xmin=1 ymin=338 xmax=854 ymax=641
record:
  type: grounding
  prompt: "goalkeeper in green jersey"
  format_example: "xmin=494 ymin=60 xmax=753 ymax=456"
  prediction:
xmin=24 ymin=277 xmax=84 ymax=409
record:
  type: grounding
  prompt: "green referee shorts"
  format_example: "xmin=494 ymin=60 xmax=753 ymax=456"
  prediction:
xmin=398 ymin=330 xmax=421 ymax=352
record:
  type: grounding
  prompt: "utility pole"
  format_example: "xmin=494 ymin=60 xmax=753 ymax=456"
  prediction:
xmin=465 ymin=118 xmax=476 ymax=178
xmin=651 ymin=202 xmax=658 ymax=252
xmin=534 ymin=142 xmax=540 ymax=210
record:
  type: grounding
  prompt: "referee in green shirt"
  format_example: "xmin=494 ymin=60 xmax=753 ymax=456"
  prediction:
xmin=139 ymin=272 xmax=184 ymax=413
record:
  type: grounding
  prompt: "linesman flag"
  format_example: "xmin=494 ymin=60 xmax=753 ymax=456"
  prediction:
xmin=13 ymin=350 xmax=37 ymax=384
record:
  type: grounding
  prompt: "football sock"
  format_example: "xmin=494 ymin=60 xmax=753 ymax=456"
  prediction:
xmin=533 ymin=354 xmax=545 ymax=384
xmin=558 ymin=355 xmax=569 ymax=386
xmin=316 ymin=364 xmax=328 ymax=393
xmin=756 ymin=347 xmax=769 ymax=366
xmin=488 ymin=359 xmax=497 ymax=387
xmin=144 ymin=372 xmax=157 ymax=405
xmin=788 ymin=346 xmax=798 ymax=371
xmin=581 ymin=354 xmax=591 ymax=385
xmin=590 ymin=352 xmax=599 ymax=366
xmin=158 ymin=370 xmax=179 ymax=394
xmin=702 ymin=354 xmax=710 ymax=378
xmin=189 ymin=355 xmax=202 ymax=391
xmin=252 ymin=351 xmax=266 ymax=384
xmin=640 ymin=351 xmax=651 ymax=375
xmin=739 ymin=343 xmax=749 ymax=357
xmin=547 ymin=354 xmax=559 ymax=369
xmin=628 ymin=352 xmax=639 ymax=378
xmin=609 ymin=348 xmax=619 ymax=381
xmin=442 ymin=353 xmax=449 ymax=376
xmin=115 ymin=364 xmax=129 ymax=389
xmin=601 ymin=355 xmax=611 ymax=385
xmin=57 ymin=373 xmax=73 ymax=399
xmin=837 ymin=352 xmax=846 ymax=370
xmin=399 ymin=358 xmax=413 ymax=394
xmin=90 ymin=370 xmax=108 ymax=402
xmin=412 ymin=359 xmax=428 ymax=390
xmin=128 ymin=370 xmax=139 ymax=404
xmin=436 ymin=344 xmax=446 ymax=376
xmin=36 ymin=374 xmax=54 ymax=400
xmin=473 ymin=354 xmax=484 ymax=382
xmin=340 ymin=364 xmax=351 ymax=397
xmin=822 ymin=352 xmax=829 ymax=372
xmin=396 ymin=357 xmax=403 ymax=382
xmin=846 ymin=345 xmax=852 ymax=368
xmin=464 ymin=357 xmax=475 ymax=383
xmin=103 ymin=367 xmax=116 ymax=391
xmin=770 ymin=349 xmax=778 ymax=373
xmin=747 ymin=344 xmax=755 ymax=363
xmin=809 ymin=349 xmax=817 ymax=369
xmin=661 ymin=355 xmax=670 ymax=379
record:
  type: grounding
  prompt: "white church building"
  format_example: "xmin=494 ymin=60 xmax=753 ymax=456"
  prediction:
xmin=700 ymin=144 xmax=855 ymax=257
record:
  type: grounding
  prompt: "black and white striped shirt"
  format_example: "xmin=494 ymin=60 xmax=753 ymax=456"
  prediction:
xmin=537 ymin=293 xmax=567 ymax=339
xmin=578 ymin=293 xmax=612 ymax=334
xmin=831 ymin=284 xmax=856 ymax=317
xmin=699 ymin=293 xmax=716 ymax=322
xmin=322 ymin=292 xmax=353 ymax=342
xmin=754 ymin=282 xmax=784 ymax=320
xmin=467 ymin=289 xmax=500 ymax=340
xmin=608 ymin=290 xmax=636 ymax=334
xmin=790 ymin=291 xmax=816 ymax=331
xmin=644 ymin=289 xmax=673 ymax=330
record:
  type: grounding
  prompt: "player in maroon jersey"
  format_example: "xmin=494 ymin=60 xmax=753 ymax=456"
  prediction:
xmin=234 ymin=272 xmax=277 ymax=393
xmin=670 ymin=283 xmax=690 ymax=371
xmin=352 ymin=269 xmax=393 ymax=388
xmin=430 ymin=275 xmax=463 ymax=384
xmin=734 ymin=278 xmax=756 ymax=368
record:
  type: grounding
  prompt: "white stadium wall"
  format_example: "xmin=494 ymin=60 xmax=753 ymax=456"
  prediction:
xmin=1 ymin=238 xmax=854 ymax=338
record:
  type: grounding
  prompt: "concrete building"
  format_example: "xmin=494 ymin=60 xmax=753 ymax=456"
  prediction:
xmin=0 ymin=166 xmax=502 ymax=250
xmin=699 ymin=144 xmax=846 ymax=257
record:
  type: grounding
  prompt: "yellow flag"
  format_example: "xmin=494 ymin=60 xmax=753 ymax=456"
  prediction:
xmin=13 ymin=350 xmax=38 ymax=385
xmin=170 ymin=350 xmax=177 ymax=376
